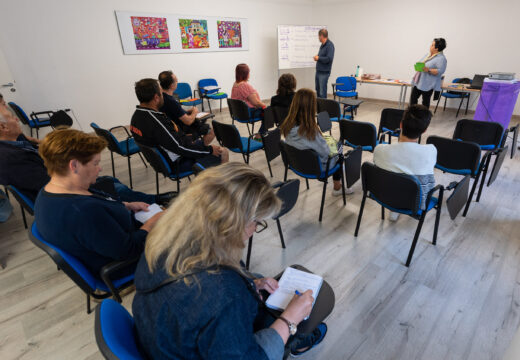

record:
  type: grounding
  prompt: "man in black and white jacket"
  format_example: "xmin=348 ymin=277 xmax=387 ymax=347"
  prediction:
xmin=130 ymin=79 xmax=228 ymax=173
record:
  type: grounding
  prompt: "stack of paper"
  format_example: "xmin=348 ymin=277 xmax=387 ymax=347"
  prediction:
xmin=134 ymin=203 xmax=163 ymax=223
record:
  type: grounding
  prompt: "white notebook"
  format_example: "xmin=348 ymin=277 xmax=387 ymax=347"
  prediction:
xmin=134 ymin=203 xmax=163 ymax=223
xmin=196 ymin=112 xmax=210 ymax=119
xmin=266 ymin=267 xmax=323 ymax=313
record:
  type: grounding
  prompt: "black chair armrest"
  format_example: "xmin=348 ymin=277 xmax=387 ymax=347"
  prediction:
xmin=425 ymin=184 xmax=444 ymax=209
xmin=446 ymin=181 xmax=458 ymax=191
xmin=193 ymin=89 xmax=202 ymax=99
xmin=331 ymin=83 xmax=344 ymax=86
xmin=99 ymin=255 xmax=140 ymax=298
xmin=30 ymin=110 xmax=55 ymax=123
xmin=271 ymin=181 xmax=283 ymax=189
xmin=109 ymin=125 xmax=133 ymax=139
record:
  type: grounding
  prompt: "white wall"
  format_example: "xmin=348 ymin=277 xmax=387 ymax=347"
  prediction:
xmin=0 ymin=0 xmax=313 ymax=131
xmin=313 ymin=0 xmax=520 ymax=116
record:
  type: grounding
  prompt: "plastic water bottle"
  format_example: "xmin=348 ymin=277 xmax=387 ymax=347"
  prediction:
xmin=355 ymin=65 xmax=360 ymax=78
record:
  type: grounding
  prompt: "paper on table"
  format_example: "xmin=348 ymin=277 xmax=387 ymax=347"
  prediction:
xmin=266 ymin=267 xmax=323 ymax=313
xmin=134 ymin=203 xmax=163 ymax=223
xmin=196 ymin=112 xmax=209 ymax=119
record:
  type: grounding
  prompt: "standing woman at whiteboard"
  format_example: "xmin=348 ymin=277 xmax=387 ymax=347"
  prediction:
xmin=314 ymin=29 xmax=335 ymax=99
xmin=231 ymin=63 xmax=267 ymax=137
xmin=410 ymin=38 xmax=447 ymax=109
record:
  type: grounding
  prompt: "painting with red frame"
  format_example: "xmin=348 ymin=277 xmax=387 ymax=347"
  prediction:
xmin=131 ymin=16 xmax=171 ymax=50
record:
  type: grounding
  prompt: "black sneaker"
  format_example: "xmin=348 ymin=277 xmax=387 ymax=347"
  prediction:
xmin=290 ymin=322 xmax=327 ymax=357
xmin=155 ymin=191 xmax=178 ymax=207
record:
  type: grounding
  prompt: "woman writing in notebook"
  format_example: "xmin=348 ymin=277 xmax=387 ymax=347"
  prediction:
xmin=132 ymin=162 xmax=328 ymax=359
xmin=410 ymin=38 xmax=448 ymax=108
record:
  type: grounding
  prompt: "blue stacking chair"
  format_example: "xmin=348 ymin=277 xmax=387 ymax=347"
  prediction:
xmin=317 ymin=98 xmax=352 ymax=124
xmin=332 ymin=76 xmax=358 ymax=101
xmin=377 ymin=108 xmax=404 ymax=144
xmin=197 ymin=78 xmax=228 ymax=113
xmin=174 ymin=82 xmax=202 ymax=108
xmin=90 ymin=123 xmax=147 ymax=189
xmin=95 ymin=299 xmax=146 ymax=360
xmin=354 ymin=162 xmax=444 ymax=267
xmin=8 ymin=102 xmax=53 ymax=138
xmin=434 ymin=77 xmax=472 ymax=117
xmin=29 ymin=222 xmax=137 ymax=313
xmin=212 ymin=120 xmax=264 ymax=164
xmin=6 ymin=185 xmax=34 ymax=229
xmin=135 ymin=142 xmax=193 ymax=194
xmin=227 ymin=98 xmax=263 ymax=136
xmin=339 ymin=119 xmax=379 ymax=152
xmin=280 ymin=141 xmax=346 ymax=222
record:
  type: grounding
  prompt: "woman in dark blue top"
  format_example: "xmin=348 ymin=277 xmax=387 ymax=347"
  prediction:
xmin=132 ymin=163 xmax=328 ymax=359
xmin=34 ymin=129 xmax=164 ymax=276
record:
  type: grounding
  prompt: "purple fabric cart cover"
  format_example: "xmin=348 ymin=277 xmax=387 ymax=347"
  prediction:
xmin=474 ymin=80 xmax=520 ymax=131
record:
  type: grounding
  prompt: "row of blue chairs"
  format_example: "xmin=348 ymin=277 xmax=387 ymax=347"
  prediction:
xmin=174 ymin=78 xmax=228 ymax=113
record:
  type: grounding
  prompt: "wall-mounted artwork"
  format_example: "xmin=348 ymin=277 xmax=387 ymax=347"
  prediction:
xmin=115 ymin=11 xmax=249 ymax=55
xmin=131 ymin=16 xmax=171 ymax=50
xmin=217 ymin=21 xmax=242 ymax=48
xmin=179 ymin=19 xmax=209 ymax=49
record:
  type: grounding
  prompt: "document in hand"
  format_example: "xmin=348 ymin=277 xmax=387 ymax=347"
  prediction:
xmin=134 ymin=203 xmax=163 ymax=223
xmin=196 ymin=112 xmax=210 ymax=119
xmin=266 ymin=267 xmax=323 ymax=312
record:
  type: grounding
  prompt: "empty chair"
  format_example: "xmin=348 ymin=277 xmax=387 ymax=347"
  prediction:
xmin=332 ymin=76 xmax=358 ymax=101
xmin=245 ymin=179 xmax=300 ymax=269
xmin=317 ymin=98 xmax=351 ymax=123
xmin=197 ymin=78 xmax=228 ymax=113
xmin=8 ymin=102 xmax=52 ymax=138
xmin=453 ymin=119 xmax=504 ymax=151
xmin=280 ymin=141 xmax=346 ymax=222
xmin=174 ymin=82 xmax=202 ymax=108
xmin=90 ymin=123 xmax=147 ymax=189
xmin=135 ymin=142 xmax=193 ymax=194
xmin=6 ymin=185 xmax=34 ymax=229
xmin=427 ymin=135 xmax=492 ymax=217
xmin=339 ymin=119 xmax=379 ymax=152
xmin=95 ymin=299 xmax=146 ymax=360
xmin=261 ymin=127 xmax=281 ymax=177
xmin=378 ymin=108 xmax=404 ymax=144
xmin=227 ymin=98 xmax=262 ymax=136
xmin=212 ymin=120 xmax=263 ymax=164
xmin=434 ymin=77 xmax=472 ymax=117
xmin=29 ymin=222 xmax=137 ymax=313
xmin=354 ymin=162 xmax=444 ymax=267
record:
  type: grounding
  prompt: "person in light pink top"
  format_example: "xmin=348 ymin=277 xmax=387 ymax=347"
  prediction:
xmin=231 ymin=64 xmax=267 ymax=109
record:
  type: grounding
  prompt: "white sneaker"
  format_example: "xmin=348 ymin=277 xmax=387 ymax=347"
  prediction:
xmin=389 ymin=211 xmax=400 ymax=222
xmin=332 ymin=187 xmax=354 ymax=196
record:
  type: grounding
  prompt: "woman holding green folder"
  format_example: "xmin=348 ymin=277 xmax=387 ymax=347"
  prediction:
xmin=410 ymin=38 xmax=447 ymax=108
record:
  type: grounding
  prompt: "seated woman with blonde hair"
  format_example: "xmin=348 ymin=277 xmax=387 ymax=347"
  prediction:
xmin=132 ymin=162 xmax=328 ymax=359
xmin=35 ymin=129 xmax=163 ymax=277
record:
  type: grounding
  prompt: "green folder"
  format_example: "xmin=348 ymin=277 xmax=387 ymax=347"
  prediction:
xmin=414 ymin=62 xmax=425 ymax=72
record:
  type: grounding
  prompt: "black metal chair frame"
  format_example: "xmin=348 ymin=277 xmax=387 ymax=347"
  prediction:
xmin=434 ymin=78 xmax=472 ymax=117
xmin=91 ymin=124 xmax=147 ymax=189
xmin=6 ymin=185 xmax=34 ymax=229
xmin=196 ymin=85 xmax=225 ymax=113
xmin=8 ymin=102 xmax=53 ymax=138
xmin=354 ymin=162 xmax=444 ymax=267
xmin=28 ymin=222 xmax=138 ymax=314
xmin=136 ymin=142 xmax=191 ymax=194
xmin=377 ymin=108 xmax=404 ymax=144
xmin=227 ymin=98 xmax=261 ymax=136
xmin=280 ymin=141 xmax=346 ymax=222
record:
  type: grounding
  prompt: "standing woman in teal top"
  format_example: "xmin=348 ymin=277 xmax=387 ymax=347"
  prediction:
xmin=410 ymin=38 xmax=447 ymax=108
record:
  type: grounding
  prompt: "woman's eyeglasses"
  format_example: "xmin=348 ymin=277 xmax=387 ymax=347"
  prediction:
xmin=254 ymin=220 xmax=268 ymax=233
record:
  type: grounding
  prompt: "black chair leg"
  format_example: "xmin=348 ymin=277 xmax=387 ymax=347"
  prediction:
xmin=354 ymin=193 xmax=367 ymax=236
xmin=465 ymin=95 xmax=470 ymax=115
xmin=276 ymin=219 xmax=286 ymax=249
xmin=127 ymin=156 xmax=133 ymax=189
xmin=476 ymin=155 xmax=491 ymax=202
xmin=405 ymin=213 xmax=426 ymax=267
xmin=305 ymin=178 xmax=310 ymax=190
xmin=434 ymin=94 xmax=442 ymax=114
xmin=138 ymin=152 xmax=148 ymax=168
xmin=283 ymin=166 xmax=288 ymax=182
xmin=36 ymin=128 xmax=39 ymax=139
xmin=318 ymin=180 xmax=328 ymax=222
xmin=155 ymin=172 xmax=160 ymax=195
xmin=463 ymin=172 xmax=481 ymax=217
xmin=381 ymin=206 xmax=385 ymax=220
xmin=110 ymin=152 xmax=115 ymax=178
xmin=220 ymin=99 xmax=223 ymax=112
xmin=87 ymin=294 xmax=92 ymax=314
xmin=20 ymin=205 xmax=28 ymax=229
xmin=456 ymin=97 xmax=464 ymax=117
xmin=177 ymin=178 xmax=180 ymax=193
xmin=443 ymin=97 xmax=447 ymax=111
xmin=266 ymin=159 xmax=273 ymax=177
xmin=208 ymin=99 xmax=212 ymax=114
xmin=246 ymin=235 xmax=253 ymax=270
xmin=432 ymin=190 xmax=443 ymax=245
xmin=340 ymin=165 xmax=346 ymax=206
xmin=4 ymin=186 xmax=8 ymax=199
xmin=30 ymin=128 xmax=33 ymax=138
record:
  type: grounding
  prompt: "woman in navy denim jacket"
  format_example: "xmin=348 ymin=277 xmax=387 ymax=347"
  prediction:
xmin=133 ymin=162 xmax=327 ymax=359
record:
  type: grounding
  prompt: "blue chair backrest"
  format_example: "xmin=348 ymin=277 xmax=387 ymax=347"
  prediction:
xmin=96 ymin=299 xmax=144 ymax=360
xmin=8 ymin=102 xmax=30 ymax=124
xmin=7 ymin=185 xmax=35 ymax=212
xmin=90 ymin=122 xmax=124 ymax=154
xmin=336 ymin=76 xmax=357 ymax=92
xmin=30 ymin=222 xmax=99 ymax=290
xmin=174 ymin=83 xmax=193 ymax=100
xmin=198 ymin=78 xmax=219 ymax=95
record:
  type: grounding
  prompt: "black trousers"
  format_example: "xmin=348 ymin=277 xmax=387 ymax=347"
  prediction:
xmin=410 ymin=86 xmax=434 ymax=108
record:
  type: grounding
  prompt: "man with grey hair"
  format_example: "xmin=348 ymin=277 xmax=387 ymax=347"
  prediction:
xmin=313 ymin=28 xmax=335 ymax=99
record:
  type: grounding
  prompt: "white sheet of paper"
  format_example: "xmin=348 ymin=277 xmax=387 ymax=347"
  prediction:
xmin=196 ymin=112 xmax=209 ymax=119
xmin=203 ymin=85 xmax=218 ymax=91
xmin=134 ymin=203 xmax=163 ymax=223
xmin=266 ymin=267 xmax=323 ymax=313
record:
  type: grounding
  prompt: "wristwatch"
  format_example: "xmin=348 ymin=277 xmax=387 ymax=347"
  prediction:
xmin=278 ymin=316 xmax=297 ymax=335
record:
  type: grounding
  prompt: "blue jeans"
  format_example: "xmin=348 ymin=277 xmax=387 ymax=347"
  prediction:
xmin=0 ymin=190 xmax=13 ymax=222
xmin=94 ymin=176 xmax=156 ymax=204
xmin=315 ymin=71 xmax=330 ymax=99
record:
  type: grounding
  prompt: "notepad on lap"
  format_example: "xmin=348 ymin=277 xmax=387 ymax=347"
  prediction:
xmin=134 ymin=203 xmax=163 ymax=223
xmin=266 ymin=267 xmax=323 ymax=312
xmin=196 ymin=112 xmax=210 ymax=119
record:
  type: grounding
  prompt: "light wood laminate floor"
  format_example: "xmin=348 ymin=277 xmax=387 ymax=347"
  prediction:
xmin=1 ymin=100 xmax=519 ymax=360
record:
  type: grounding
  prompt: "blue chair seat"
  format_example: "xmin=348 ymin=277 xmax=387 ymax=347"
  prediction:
xmin=289 ymin=162 xmax=340 ymax=180
xmin=330 ymin=115 xmax=352 ymax=122
xmin=118 ymin=138 xmax=140 ymax=155
xmin=336 ymin=91 xmax=357 ymax=98
xmin=382 ymin=127 xmax=400 ymax=137
xmin=369 ymin=194 xmax=438 ymax=216
xmin=28 ymin=119 xmax=51 ymax=127
xmin=435 ymin=164 xmax=476 ymax=176
xmin=168 ymin=169 xmax=194 ymax=180
xmin=207 ymin=92 xmax=228 ymax=100
xmin=344 ymin=139 xmax=378 ymax=152
xmin=180 ymin=99 xmax=202 ymax=107
xmin=442 ymin=92 xmax=468 ymax=99
xmin=230 ymin=138 xmax=263 ymax=153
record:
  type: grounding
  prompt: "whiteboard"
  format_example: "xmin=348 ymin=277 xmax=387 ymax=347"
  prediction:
xmin=277 ymin=25 xmax=326 ymax=70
